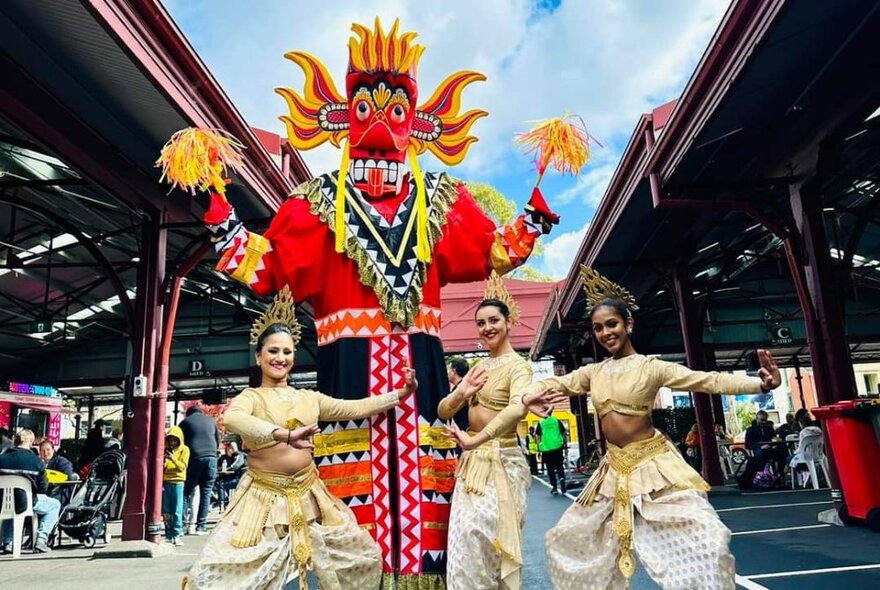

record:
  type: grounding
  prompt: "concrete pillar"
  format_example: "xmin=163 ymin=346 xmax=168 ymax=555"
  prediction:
xmin=673 ymin=265 xmax=725 ymax=486
xmin=121 ymin=214 xmax=165 ymax=541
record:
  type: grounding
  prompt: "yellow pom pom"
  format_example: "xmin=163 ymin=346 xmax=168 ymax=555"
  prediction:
xmin=515 ymin=113 xmax=600 ymax=177
xmin=156 ymin=127 xmax=245 ymax=195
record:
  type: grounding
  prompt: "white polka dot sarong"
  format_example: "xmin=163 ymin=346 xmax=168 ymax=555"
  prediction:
xmin=447 ymin=445 xmax=531 ymax=590
xmin=546 ymin=434 xmax=735 ymax=590
xmin=183 ymin=467 xmax=381 ymax=590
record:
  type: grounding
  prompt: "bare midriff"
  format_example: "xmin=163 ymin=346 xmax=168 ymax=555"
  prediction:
xmin=467 ymin=404 xmax=499 ymax=434
xmin=600 ymin=411 xmax=655 ymax=448
xmin=245 ymin=441 xmax=313 ymax=475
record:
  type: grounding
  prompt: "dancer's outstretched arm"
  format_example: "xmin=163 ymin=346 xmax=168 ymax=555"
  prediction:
xmin=658 ymin=349 xmax=780 ymax=394
xmin=316 ymin=366 xmax=419 ymax=421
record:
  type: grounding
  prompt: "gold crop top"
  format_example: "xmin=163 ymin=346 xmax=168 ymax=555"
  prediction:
xmin=438 ymin=352 xmax=533 ymax=439
xmin=525 ymin=354 xmax=763 ymax=417
xmin=224 ymin=386 xmax=400 ymax=451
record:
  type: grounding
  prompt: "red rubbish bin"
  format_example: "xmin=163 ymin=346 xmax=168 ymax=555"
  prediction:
xmin=813 ymin=398 xmax=880 ymax=531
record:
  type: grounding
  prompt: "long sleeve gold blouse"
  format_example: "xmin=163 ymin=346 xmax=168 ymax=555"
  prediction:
xmin=438 ymin=352 xmax=533 ymax=440
xmin=524 ymin=354 xmax=763 ymax=418
xmin=225 ymin=386 xmax=400 ymax=451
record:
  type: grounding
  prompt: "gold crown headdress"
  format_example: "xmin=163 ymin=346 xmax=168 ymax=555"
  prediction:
xmin=579 ymin=265 xmax=639 ymax=312
xmin=250 ymin=285 xmax=303 ymax=346
xmin=483 ymin=271 xmax=520 ymax=325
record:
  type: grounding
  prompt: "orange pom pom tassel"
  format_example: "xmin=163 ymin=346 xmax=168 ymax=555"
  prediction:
xmin=156 ymin=127 xmax=245 ymax=195
xmin=515 ymin=113 xmax=600 ymax=182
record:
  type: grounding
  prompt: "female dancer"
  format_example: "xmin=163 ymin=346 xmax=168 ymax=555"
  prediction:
xmin=523 ymin=267 xmax=781 ymax=590
xmin=184 ymin=286 xmax=416 ymax=590
xmin=439 ymin=277 xmax=553 ymax=590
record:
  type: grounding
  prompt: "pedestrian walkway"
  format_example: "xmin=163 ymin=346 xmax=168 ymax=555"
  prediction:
xmin=3 ymin=485 xmax=879 ymax=588
xmin=529 ymin=471 xmax=880 ymax=589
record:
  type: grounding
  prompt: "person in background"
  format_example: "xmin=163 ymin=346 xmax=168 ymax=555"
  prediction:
xmin=714 ymin=422 xmax=730 ymax=441
xmin=447 ymin=357 xmax=470 ymax=392
xmin=215 ymin=442 xmax=246 ymax=510
xmin=775 ymin=413 xmax=798 ymax=439
xmin=39 ymin=440 xmax=74 ymax=478
xmin=0 ymin=429 xmax=61 ymax=553
xmin=524 ymin=426 xmax=540 ymax=475
xmin=163 ymin=426 xmax=190 ymax=546
xmin=77 ymin=419 xmax=107 ymax=471
xmin=180 ymin=406 xmax=220 ymax=535
xmin=746 ymin=410 xmax=786 ymax=474
xmin=0 ymin=428 xmax=13 ymax=454
xmin=685 ymin=423 xmax=702 ymax=469
xmin=537 ymin=410 xmax=568 ymax=495
xmin=105 ymin=428 xmax=124 ymax=450
xmin=794 ymin=408 xmax=816 ymax=430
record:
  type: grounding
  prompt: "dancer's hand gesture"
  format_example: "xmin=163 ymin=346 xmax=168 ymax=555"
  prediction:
xmin=400 ymin=365 xmax=418 ymax=398
xmin=459 ymin=365 xmax=488 ymax=399
xmin=757 ymin=349 xmax=781 ymax=391
xmin=523 ymin=388 xmax=567 ymax=418
xmin=443 ymin=422 xmax=479 ymax=451
xmin=276 ymin=424 xmax=320 ymax=450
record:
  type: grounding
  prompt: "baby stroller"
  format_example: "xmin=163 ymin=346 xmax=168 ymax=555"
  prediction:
xmin=56 ymin=449 xmax=125 ymax=548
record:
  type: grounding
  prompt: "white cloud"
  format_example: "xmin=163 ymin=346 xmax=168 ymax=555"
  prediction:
xmin=554 ymin=149 xmax=617 ymax=207
xmin=537 ymin=222 xmax=590 ymax=279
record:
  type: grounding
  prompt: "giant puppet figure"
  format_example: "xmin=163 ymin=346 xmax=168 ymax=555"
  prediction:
xmin=160 ymin=18 xmax=559 ymax=588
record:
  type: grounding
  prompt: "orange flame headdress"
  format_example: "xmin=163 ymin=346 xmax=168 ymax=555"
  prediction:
xmin=276 ymin=18 xmax=488 ymax=263
xmin=276 ymin=17 xmax=486 ymax=166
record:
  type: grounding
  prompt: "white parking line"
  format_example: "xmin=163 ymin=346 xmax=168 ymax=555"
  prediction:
xmin=716 ymin=500 xmax=829 ymax=512
xmin=748 ymin=563 xmax=880 ymax=579
xmin=531 ymin=475 xmax=579 ymax=502
xmin=735 ymin=575 xmax=771 ymax=590
xmin=725 ymin=487 xmax=830 ymax=495
xmin=731 ymin=524 xmax=831 ymax=536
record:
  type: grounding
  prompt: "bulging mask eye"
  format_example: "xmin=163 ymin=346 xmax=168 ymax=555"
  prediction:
xmin=355 ymin=101 xmax=371 ymax=122
xmin=390 ymin=103 xmax=406 ymax=124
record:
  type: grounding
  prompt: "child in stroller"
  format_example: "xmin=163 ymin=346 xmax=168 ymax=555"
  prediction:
xmin=56 ymin=448 xmax=125 ymax=548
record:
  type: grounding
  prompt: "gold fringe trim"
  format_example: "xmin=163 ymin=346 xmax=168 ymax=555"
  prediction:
xmin=293 ymin=173 xmax=458 ymax=328
xmin=382 ymin=572 xmax=447 ymax=590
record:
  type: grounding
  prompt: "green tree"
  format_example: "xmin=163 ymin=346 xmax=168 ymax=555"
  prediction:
xmin=464 ymin=181 xmax=551 ymax=281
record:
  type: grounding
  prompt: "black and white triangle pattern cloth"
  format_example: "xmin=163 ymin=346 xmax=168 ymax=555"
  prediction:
xmin=318 ymin=171 xmax=443 ymax=300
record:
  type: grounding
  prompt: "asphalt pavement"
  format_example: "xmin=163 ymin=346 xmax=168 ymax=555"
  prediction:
xmin=3 ymin=478 xmax=879 ymax=589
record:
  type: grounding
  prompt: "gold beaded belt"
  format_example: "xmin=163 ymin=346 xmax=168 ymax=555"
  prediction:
xmin=231 ymin=466 xmax=319 ymax=587
xmin=576 ymin=434 xmax=671 ymax=580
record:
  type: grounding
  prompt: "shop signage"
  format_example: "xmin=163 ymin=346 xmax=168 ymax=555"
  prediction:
xmin=7 ymin=381 xmax=59 ymax=398
xmin=189 ymin=360 xmax=208 ymax=377
xmin=770 ymin=325 xmax=793 ymax=346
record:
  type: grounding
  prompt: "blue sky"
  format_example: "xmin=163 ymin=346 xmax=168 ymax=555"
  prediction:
xmin=163 ymin=0 xmax=730 ymax=278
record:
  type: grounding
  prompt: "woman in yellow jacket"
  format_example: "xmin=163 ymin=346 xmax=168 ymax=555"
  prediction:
xmin=163 ymin=425 xmax=190 ymax=546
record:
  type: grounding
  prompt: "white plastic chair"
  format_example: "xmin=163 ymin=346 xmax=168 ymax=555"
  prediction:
xmin=717 ymin=440 xmax=736 ymax=479
xmin=0 ymin=474 xmax=38 ymax=558
xmin=789 ymin=427 xmax=830 ymax=490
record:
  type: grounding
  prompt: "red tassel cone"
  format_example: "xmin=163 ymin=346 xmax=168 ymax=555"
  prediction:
xmin=203 ymin=192 xmax=233 ymax=226
xmin=524 ymin=186 xmax=560 ymax=234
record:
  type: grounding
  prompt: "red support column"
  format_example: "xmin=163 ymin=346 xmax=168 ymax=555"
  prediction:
xmin=673 ymin=265 xmax=725 ymax=486
xmin=146 ymin=242 xmax=210 ymax=543
xmin=122 ymin=215 xmax=166 ymax=541
xmin=788 ymin=181 xmax=855 ymax=503
xmin=789 ymin=182 xmax=856 ymax=404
